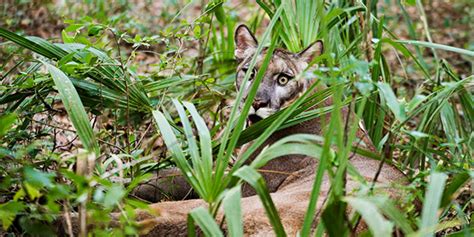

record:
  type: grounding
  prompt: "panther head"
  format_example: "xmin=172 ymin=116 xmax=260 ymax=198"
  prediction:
xmin=234 ymin=25 xmax=323 ymax=124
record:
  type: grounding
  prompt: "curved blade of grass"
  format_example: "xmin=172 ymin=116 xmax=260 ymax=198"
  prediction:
xmin=152 ymin=110 xmax=204 ymax=197
xmin=300 ymin=90 xmax=338 ymax=237
xmin=184 ymin=102 xmax=213 ymax=193
xmin=440 ymin=172 xmax=470 ymax=208
xmin=380 ymin=37 xmax=430 ymax=79
xmin=0 ymin=28 xmax=67 ymax=59
xmin=369 ymin=196 xmax=414 ymax=234
xmin=250 ymin=134 xmax=324 ymax=168
xmin=171 ymin=100 xmax=207 ymax=195
xmin=396 ymin=40 xmax=474 ymax=58
xmin=188 ymin=207 xmax=224 ymax=237
xmin=223 ymin=186 xmax=243 ymax=237
xmin=344 ymin=197 xmax=394 ymax=236
xmin=44 ymin=62 xmax=99 ymax=156
xmin=234 ymin=166 xmax=286 ymax=236
xmin=420 ymin=172 xmax=447 ymax=237
xmin=256 ymin=0 xmax=274 ymax=17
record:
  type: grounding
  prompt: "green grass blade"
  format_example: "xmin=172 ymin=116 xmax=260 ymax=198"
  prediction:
xmin=250 ymin=134 xmax=323 ymax=168
xmin=440 ymin=172 xmax=470 ymax=208
xmin=300 ymin=89 xmax=339 ymax=237
xmin=188 ymin=207 xmax=224 ymax=237
xmin=0 ymin=28 xmax=67 ymax=59
xmin=152 ymin=110 xmax=203 ymax=197
xmin=234 ymin=166 xmax=286 ymax=236
xmin=396 ymin=40 xmax=474 ymax=58
xmin=44 ymin=62 xmax=99 ymax=156
xmin=370 ymin=197 xmax=415 ymax=234
xmin=256 ymin=0 xmax=274 ymax=17
xmin=172 ymin=100 xmax=200 ymax=165
xmin=344 ymin=197 xmax=394 ymax=236
xmin=223 ymin=186 xmax=243 ymax=237
xmin=420 ymin=172 xmax=448 ymax=237
xmin=184 ymin=101 xmax=214 ymax=196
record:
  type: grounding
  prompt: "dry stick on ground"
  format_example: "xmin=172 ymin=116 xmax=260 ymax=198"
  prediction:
xmin=62 ymin=200 xmax=74 ymax=237
xmin=134 ymin=123 xmax=153 ymax=151
xmin=76 ymin=152 xmax=95 ymax=237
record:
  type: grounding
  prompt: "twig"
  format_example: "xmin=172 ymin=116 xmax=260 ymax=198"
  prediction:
xmin=133 ymin=123 xmax=153 ymax=150
xmin=63 ymin=201 xmax=74 ymax=237
xmin=97 ymin=138 xmax=127 ymax=153
xmin=110 ymin=29 xmax=132 ymax=155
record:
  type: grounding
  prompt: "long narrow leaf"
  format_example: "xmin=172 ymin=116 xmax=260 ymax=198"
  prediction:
xmin=420 ymin=172 xmax=448 ymax=237
xmin=45 ymin=63 xmax=99 ymax=156
xmin=188 ymin=207 xmax=224 ymax=237
xmin=345 ymin=197 xmax=394 ymax=236
xmin=234 ymin=166 xmax=286 ymax=236
xmin=223 ymin=186 xmax=243 ymax=237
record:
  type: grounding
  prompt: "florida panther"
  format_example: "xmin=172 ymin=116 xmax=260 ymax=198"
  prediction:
xmin=64 ymin=25 xmax=406 ymax=236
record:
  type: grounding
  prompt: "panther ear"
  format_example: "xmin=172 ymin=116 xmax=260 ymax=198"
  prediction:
xmin=297 ymin=40 xmax=323 ymax=63
xmin=234 ymin=25 xmax=258 ymax=61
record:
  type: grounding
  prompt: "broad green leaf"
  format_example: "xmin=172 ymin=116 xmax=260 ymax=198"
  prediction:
xmin=24 ymin=167 xmax=55 ymax=189
xmin=321 ymin=200 xmax=349 ymax=237
xmin=0 ymin=201 xmax=26 ymax=230
xmin=377 ymin=82 xmax=407 ymax=121
xmin=0 ymin=113 xmax=16 ymax=137
xmin=103 ymin=185 xmax=126 ymax=209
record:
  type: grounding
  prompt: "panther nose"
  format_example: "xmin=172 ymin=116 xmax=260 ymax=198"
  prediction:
xmin=252 ymin=99 xmax=268 ymax=110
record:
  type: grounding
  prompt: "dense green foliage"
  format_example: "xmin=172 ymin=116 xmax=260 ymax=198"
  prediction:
xmin=0 ymin=0 xmax=472 ymax=236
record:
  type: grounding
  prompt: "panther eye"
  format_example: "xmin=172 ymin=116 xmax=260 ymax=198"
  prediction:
xmin=278 ymin=75 xmax=290 ymax=86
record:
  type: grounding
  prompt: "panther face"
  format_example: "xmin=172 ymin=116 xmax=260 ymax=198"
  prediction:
xmin=234 ymin=25 xmax=323 ymax=124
